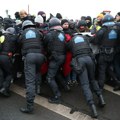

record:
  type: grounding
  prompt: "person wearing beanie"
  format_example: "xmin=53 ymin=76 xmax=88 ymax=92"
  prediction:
xmin=96 ymin=13 xmax=104 ymax=26
xmin=35 ymin=15 xmax=48 ymax=92
xmin=37 ymin=11 xmax=46 ymax=23
xmin=81 ymin=16 xmax=86 ymax=20
xmin=61 ymin=19 xmax=69 ymax=32
xmin=15 ymin=12 xmax=20 ymax=20
xmin=77 ymin=20 xmax=90 ymax=32
xmin=61 ymin=19 xmax=71 ymax=34
xmin=35 ymin=15 xmax=44 ymax=28
xmin=56 ymin=13 xmax=62 ymax=20
xmin=61 ymin=19 xmax=68 ymax=26
xmin=85 ymin=16 xmax=92 ymax=28
xmin=69 ymin=21 xmax=77 ymax=34
xmin=61 ymin=19 xmax=77 ymax=86
xmin=97 ymin=14 xmax=104 ymax=19
xmin=37 ymin=11 xmax=49 ymax=34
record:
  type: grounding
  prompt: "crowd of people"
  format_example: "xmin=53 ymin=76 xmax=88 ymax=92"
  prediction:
xmin=0 ymin=9 xmax=120 ymax=118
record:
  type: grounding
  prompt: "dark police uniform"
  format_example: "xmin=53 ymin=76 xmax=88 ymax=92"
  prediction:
xmin=19 ymin=20 xmax=45 ymax=113
xmin=0 ymin=28 xmax=17 ymax=96
xmin=91 ymin=21 xmax=120 ymax=90
xmin=44 ymin=29 xmax=66 ymax=103
xmin=90 ymin=15 xmax=120 ymax=91
xmin=67 ymin=33 xmax=105 ymax=118
xmin=113 ymin=22 xmax=120 ymax=91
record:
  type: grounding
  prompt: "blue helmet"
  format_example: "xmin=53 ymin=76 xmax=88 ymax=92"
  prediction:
xmin=22 ymin=20 xmax=35 ymax=29
xmin=49 ymin=17 xmax=61 ymax=28
xmin=5 ymin=27 xmax=16 ymax=34
xmin=102 ymin=14 xmax=114 ymax=23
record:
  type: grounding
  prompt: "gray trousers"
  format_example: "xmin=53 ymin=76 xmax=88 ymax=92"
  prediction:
xmin=24 ymin=53 xmax=45 ymax=104
xmin=77 ymin=56 xmax=101 ymax=105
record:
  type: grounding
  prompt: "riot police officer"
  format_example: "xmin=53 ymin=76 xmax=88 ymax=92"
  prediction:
xmin=0 ymin=27 xmax=17 ymax=97
xmin=44 ymin=17 xmax=66 ymax=103
xmin=113 ymin=12 xmax=120 ymax=91
xmin=90 ymin=14 xmax=120 ymax=91
xmin=19 ymin=20 xmax=45 ymax=113
xmin=67 ymin=33 xmax=105 ymax=118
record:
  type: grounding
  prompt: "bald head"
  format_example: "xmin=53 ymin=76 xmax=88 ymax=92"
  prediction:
xmin=19 ymin=10 xmax=28 ymax=19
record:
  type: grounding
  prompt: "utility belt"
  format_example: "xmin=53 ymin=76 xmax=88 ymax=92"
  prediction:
xmin=74 ymin=49 xmax=92 ymax=58
xmin=99 ymin=47 xmax=114 ymax=54
xmin=99 ymin=47 xmax=115 ymax=62
xmin=22 ymin=49 xmax=41 ymax=56
xmin=50 ymin=51 xmax=65 ymax=61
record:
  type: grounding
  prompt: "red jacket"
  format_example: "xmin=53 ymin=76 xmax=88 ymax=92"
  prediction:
xmin=63 ymin=34 xmax=72 ymax=76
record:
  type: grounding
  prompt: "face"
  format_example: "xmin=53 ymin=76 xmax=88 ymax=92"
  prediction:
xmin=86 ymin=19 xmax=90 ymax=23
xmin=97 ymin=17 xmax=102 ymax=22
xmin=62 ymin=22 xmax=69 ymax=29
xmin=41 ymin=13 xmax=46 ymax=17
xmin=19 ymin=11 xmax=27 ymax=19
xmin=79 ymin=26 xmax=86 ymax=32
xmin=115 ymin=15 xmax=120 ymax=22
xmin=69 ymin=23 xmax=75 ymax=28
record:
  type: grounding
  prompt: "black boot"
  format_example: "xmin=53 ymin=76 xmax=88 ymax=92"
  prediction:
xmin=98 ymin=95 xmax=106 ymax=107
xmin=48 ymin=96 xmax=61 ymax=104
xmin=113 ymin=85 xmax=120 ymax=91
xmin=0 ymin=88 xmax=11 ymax=97
xmin=90 ymin=104 xmax=98 ymax=118
xmin=64 ymin=84 xmax=71 ymax=92
xmin=20 ymin=103 xmax=34 ymax=114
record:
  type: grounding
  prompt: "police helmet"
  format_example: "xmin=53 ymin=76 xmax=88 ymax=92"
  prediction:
xmin=102 ymin=14 xmax=114 ymax=23
xmin=22 ymin=20 xmax=35 ymax=29
xmin=49 ymin=17 xmax=61 ymax=28
xmin=5 ymin=27 xmax=16 ymax=34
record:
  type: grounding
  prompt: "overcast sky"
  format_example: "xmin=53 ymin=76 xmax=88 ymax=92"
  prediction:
xmin=0 ymin=0 xmax=119 ymax=20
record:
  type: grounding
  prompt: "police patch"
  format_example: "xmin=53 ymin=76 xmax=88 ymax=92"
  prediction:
xmin=58 ymin=33 xmax=65 ymax=41
xmin=25 ymin=30 xmax=36 ymax=39
xmin=108 ymin=30 xmax=117 ymax=40
xmin=74 ymin=36 xmax=84 ymax=43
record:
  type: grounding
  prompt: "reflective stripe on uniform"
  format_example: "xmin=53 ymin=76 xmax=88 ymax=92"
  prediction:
xmin=0 ymin=35 xmax=5 ymax=43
